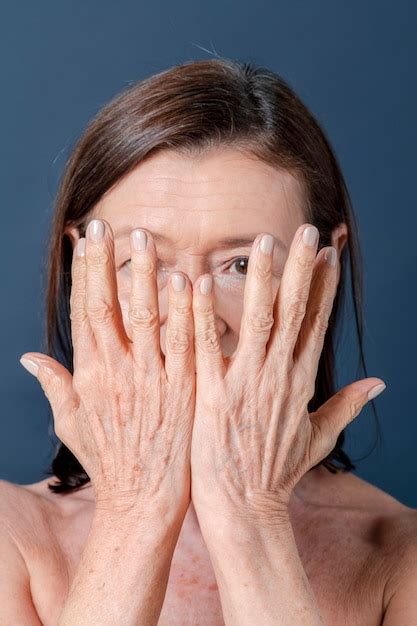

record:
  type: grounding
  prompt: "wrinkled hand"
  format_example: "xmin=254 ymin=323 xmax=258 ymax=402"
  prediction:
xmin=20 ymin=220 xmax=195 ymax=519
xmin=190 ymin=223 xmax=386 ymax=523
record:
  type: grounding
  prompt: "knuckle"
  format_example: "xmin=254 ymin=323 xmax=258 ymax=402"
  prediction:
xmin=195 ymin=325 xmax=220 ymax=353
xmin=282 ymin=299 xmax=306 ymax=331
xmin=87 ymin=299 xmax=114 ymax=324
xmin=131 ymin=255 xmax=156 ymax=277
xmin=300 ymin=370 xmax=316 ymax=404
xmin=87 ymin=248 xmax=111 ymax=267
xmin=72 ymin=370 xmax=93 ymax=396
xmin=194 ymin=298 xmax=213 ymax=316
xmin=165 ymin=326 xmax=191 ymax=355
xmin=128 ymin=304 xmax=159 ymax=329
xmin=349 ymin=397 xmax=363 ymax=420
xmin=313 ymin=302 xmax=331 ymax=334
xmin=69 ymin=300 xmax=87 ymax=324
xmin=246 ymin=306 xmax=274 ymax=334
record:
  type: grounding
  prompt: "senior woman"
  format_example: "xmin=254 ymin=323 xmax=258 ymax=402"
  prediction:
xmin=2 ymin=58 xmax=416 ymax=625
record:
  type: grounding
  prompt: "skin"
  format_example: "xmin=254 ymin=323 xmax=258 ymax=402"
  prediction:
xmin=10 ymin=145 xmax=417 ymax=624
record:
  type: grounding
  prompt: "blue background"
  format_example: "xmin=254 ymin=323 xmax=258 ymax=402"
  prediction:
xmin=1 ymin=1 xmax=416 ymax=506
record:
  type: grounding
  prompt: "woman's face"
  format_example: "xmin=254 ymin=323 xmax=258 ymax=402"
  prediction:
xmin=67 ymin=147 xmax=346 ymax=359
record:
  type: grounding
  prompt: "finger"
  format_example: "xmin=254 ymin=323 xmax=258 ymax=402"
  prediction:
xmin=229 ymin=233 xmax=275 ymax=377
xmin=164 ymin=271 xmax=195 ymax=385
xmin=128 ymin=229 xmax=163 ymax=376
xmin=85 ymin=218 xmax=128 ymax=368
xmin=69 ymin=237 xmax=96 ymax=373
xmin=19 ymin=352 xmax=77 ymax=436
xmin=309 ymin=378 xmax=386 ymax=464
xmin=266 ymin=223 xmax=319 ymax=366
xmin=292 ymin=246 xmax=338 ymax=396
xmin=192 ymin=274 xmax=226 ymax=383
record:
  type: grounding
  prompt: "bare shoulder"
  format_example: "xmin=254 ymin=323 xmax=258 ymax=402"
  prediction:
xmin=0 ymin=476 xmax=89 ymax=551
xmin=309 ymin=467 xmax=417 ymax=618
xmin=0 ymin=477 xmax=42 ymax=524
xmin=0 ymin=478 xmax=52 ymax=553
xmin=316 ymin=467 xmax=417 ymax=541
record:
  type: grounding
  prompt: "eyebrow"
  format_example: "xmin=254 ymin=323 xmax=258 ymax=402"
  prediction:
xmin=114 ymin=227 xmax=287 ymax=252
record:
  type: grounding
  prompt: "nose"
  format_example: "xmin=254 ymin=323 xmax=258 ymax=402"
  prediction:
xmin=174 ymin=254 xmax=211 ymax=287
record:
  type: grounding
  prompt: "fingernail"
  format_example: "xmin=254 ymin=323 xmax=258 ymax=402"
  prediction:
xmin=302 ymin=225 xmax=319 ymax=247
xmin=75 ymin=238 xmax=86 ymax=257
xmin=325 ymin=247 xmax=337 ymax=267
xmin=260 ymin=234 xmax=274 ymax=255
xmin=367 ymin=383 xmax=386 ymax=401
xmin=131 ymin=229 xmax=147 ymax=251
xmin=87 ymin=219 xmax=105 ymax=242
xmin=200 ymin=276 xmax=212 ymax=295
xmin=20 ymin=357 xmax=39 ymax=377
xmin=172 ymin=273 xmax=186 ymax=292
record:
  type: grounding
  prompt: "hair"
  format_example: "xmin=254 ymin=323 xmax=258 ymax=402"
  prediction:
xmin=41 ymin=57 xmax=381 ymax=494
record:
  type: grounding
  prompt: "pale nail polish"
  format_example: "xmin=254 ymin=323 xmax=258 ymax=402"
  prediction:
xmin=303 ymin=225 xmax=319 ymax=247
xmin=367 ymin=383 xmax=386 ymax=401
xmin=75 ymin=238 xmax=86 ymax=257
xmin=87 ymin=219 xmax=105 ymax=241
xmin=131 ymin=230 xmax=147 ymax=251
xmin=172 ymin=273 xmax=186 ymax=292
xmin=325 ymin=247 xmax=337 ymax=267
xmin=200 ymin=276 xmax=212 ymax=295
xmin=20 ymin=357 xmax=39 ymax=377
xmin=260 ymin=234 xmax=274 ymax=255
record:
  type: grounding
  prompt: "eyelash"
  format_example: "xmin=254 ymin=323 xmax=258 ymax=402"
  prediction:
xmin=123 ymin=256 xmax=250 ymax=277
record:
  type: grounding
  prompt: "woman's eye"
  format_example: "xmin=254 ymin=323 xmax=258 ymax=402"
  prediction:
xmin=227 ymin=257 xmax=249 ymax=276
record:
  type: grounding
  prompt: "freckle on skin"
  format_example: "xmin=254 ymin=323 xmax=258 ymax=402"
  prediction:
xmin=208 ymin=582 xmax=218 ymax=592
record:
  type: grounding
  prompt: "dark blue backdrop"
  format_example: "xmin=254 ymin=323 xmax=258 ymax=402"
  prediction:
xmin=1 ymin=1 xmax=416 ymax=506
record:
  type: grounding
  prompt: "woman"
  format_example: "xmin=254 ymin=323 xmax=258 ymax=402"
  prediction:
xmin=1 ymin=57 xmax=416 ymax=625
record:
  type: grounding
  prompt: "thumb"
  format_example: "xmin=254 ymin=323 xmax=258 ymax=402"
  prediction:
xmin=19 ymin=352 xmax=75 ymax=419
xmin=309 ymin=378 xmax=386 ymax=463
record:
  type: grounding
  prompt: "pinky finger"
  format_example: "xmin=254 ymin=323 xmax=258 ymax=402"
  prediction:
xmin=70 ymin=237 xmax=96 ymax=374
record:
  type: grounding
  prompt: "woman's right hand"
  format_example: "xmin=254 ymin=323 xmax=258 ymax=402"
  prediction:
xmin=20 ymin=218 xmax=195 ymax=520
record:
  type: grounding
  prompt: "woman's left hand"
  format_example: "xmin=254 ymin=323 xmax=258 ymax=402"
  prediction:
xmin=190 ymin=223 xmax=386 ymax=524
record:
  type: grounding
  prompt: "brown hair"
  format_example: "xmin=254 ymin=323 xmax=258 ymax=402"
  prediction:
xmin=41 ymin=57 xmax=380 ymax=494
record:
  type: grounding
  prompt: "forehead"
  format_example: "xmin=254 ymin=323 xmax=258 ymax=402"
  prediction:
xmin=91 ymin=147 xmax=305 ymax=245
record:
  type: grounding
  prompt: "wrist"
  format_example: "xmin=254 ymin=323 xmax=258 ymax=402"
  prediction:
xmin=194 ymin=489 xmax=291 ymax=526
xmin=93 ymin=494 xmax=188 ymax=536
xmin=195 ymin=498 xmax=293 ymax=550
